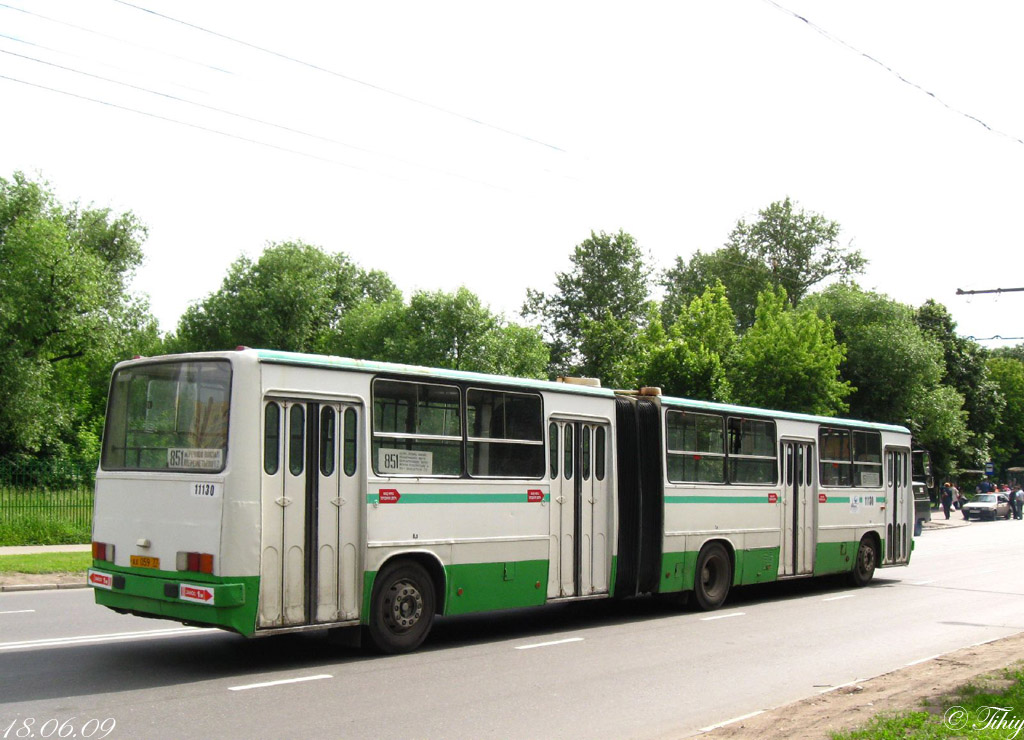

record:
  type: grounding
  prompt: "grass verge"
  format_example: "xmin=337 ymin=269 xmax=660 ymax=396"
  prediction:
xmin=0 ymin=551 xmax=91 ymax=574
xmin=833 ymin=667 xmax=1024 ymax=739
xmin=0 ymin=516 xmax=91 ymax=546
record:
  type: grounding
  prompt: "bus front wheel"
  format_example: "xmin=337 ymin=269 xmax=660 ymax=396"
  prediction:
xmin=367 ymin=560 xmax=436 ymax=654
xmin=693 ymin=542 xmax=731 ymax=610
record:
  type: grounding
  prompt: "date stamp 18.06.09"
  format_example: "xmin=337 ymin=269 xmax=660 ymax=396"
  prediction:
xmin=2 ymin=718 xmax=116 ymax=739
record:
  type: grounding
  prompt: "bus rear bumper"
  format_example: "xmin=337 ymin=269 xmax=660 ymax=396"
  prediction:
xmin=88 ymin=566 xmax=258 ymax=636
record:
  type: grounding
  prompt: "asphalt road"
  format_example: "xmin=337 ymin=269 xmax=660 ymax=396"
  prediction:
xmin=2 ymin=520 xmax=1023 ymax=740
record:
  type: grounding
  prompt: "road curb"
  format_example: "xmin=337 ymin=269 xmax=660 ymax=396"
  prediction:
xmin=0 ymin=581 xmax=89 ymax=592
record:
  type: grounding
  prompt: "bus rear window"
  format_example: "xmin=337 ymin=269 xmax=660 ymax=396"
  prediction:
xmin=102 ymin=360 xmax=231 ymax=472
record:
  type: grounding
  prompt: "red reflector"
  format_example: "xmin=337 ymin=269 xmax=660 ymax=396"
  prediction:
xmin=199 ymin=553 xmax=214 ymax=574
xmin=92 ymin=542 xmax=113 ymax=561
xmin=187 ymin=552 xmax=200 ymax=571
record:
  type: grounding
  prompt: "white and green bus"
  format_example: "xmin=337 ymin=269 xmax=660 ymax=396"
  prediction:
xmin=89 ymin=348 xmax=914 ymax=653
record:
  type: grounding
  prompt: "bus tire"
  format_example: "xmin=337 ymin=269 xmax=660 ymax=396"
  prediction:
xmin=367 ymin=560 xmax=436 ymax=654
xmin=693 ymin=542 xmax=731 ymax=611
xmin=850 ymin=535 xmax=877 ymax=587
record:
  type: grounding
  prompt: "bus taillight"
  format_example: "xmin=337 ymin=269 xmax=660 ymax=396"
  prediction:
xmin=177 ymin=551 xmax=214 ymax=574
xmin=92 ymin=542 xmax=115 ymax=562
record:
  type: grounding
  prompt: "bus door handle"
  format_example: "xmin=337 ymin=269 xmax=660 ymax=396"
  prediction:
xmin=556 ymin=496 xmax=566 ymax=504
xmin=276 ymin=497 xmax=292 ymax=507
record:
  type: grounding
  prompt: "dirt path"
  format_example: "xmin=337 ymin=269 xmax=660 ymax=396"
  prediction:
xmin=695 ymin=631 xmax=1024 ymax=739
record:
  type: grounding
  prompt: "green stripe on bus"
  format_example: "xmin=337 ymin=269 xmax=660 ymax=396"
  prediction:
xmin=659 ymin=546 xmax=781 ymax=592
xmin=665 ymin=495 xmax=773 ymax=504
xmin=813 ymin=541 xmax=857 ymax=574
xmin=362 ymin=559 xmax=553 ymax=621
xmin=366 ymin=492 xmax=550 ymax=504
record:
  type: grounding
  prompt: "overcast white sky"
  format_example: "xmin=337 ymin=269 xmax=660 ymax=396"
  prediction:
xmin=2 ymin=1 xmax=1023 ymax=346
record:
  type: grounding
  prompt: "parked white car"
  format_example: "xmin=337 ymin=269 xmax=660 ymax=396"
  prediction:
xmin=962 ymin=493 xmax=1011 ymax=521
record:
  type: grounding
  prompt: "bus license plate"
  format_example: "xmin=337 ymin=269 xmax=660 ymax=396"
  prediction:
xmin=131 ymin=555 xmax=160 ymax=570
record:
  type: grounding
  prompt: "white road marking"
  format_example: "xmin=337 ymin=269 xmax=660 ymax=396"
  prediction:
xmin=700 ymin=612 xmax=746 ymax=621
xmin=0 ymin=609 xmax=35 ymax=615
xmin=229 ymin=674 xmax=333 ymax=691
xmin=515 ymin=637 xmax=584 ymax=650
xmin=905 ymin=654 xmax=941 ymax=667
xmin=823 ymin=595 xmax=853 ymax=602
xmin=0 ymin=626 xmax=209 ymax=651
xmin=699 ymin=710 xmax=764 ymax=732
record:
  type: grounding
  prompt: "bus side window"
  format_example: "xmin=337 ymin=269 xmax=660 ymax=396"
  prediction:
xmin=264 ymin=402 xmax=280 ymax=475
xmin=549 ymin=423 xmax=558 ymax=479
xmin=320 ymin=407 xmax=336 ymax=476
xmin=343 ymin=408 xmax=357 ymax=477
xmin=582 ymin=426 xmax=591 ymax=481
xmin=596 ymin=426 xmax=606 ymax=481
xmin=289 ymin=404 xmax=305 ymax=476
xmin=563 ymin=425 xmax=574 ymax=480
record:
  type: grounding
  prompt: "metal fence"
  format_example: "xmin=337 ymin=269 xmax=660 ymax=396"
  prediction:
xmin=0 ymin=460 xmax=95 ymax=532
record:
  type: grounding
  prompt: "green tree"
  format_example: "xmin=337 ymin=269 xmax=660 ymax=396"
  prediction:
xmin=640 ymin=282 xmax=736 ymax=400
xmin=523 ymin=229 xmax=650 ymax=379
xmin=916 ymin=300 xmax=1003 ymax=469
xmin=661 ymin=246 xmax=768 ymax=330
xmin=726 ymin=287 xmax=851 ymax=415
xmin=172 ymin=241 xmax=395 ymax=353
xmin=0 ymin=172 xmax=156 ymax=460
xmin=804 ymin=285 xmax=941 ymax=423
xmin=663 ymin=197 xmax=866 ymax=329
xmin=804 ymin=285 xmax=969 ymax=479
xmin=986 ymin=357 xmax=1024 ymax=474
xmin=329 ymin=287 xmax=548 ymax=378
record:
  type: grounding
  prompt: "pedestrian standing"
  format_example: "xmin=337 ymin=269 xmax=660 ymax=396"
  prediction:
xmin=941 ymin=482 xmax=953 ymax=520
xmin=1014 ymin=485 xmax=1024 ymax=520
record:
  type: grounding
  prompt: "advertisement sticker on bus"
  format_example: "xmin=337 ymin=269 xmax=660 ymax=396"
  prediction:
xmin=88 ymin=570 xmax=113 ymax=589
xmin=179 ymin=584 xmax=215 ymax=604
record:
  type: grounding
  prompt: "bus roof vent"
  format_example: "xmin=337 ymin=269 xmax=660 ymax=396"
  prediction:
xmin=557 ymin=376 xmax=602 ymax=388
xmin=639 ymin=386 xmax=662 ymax=396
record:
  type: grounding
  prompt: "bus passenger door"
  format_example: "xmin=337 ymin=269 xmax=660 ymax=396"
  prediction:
xmin=780 ymin=439 xmax=816 ymax=576
xmin=314 ymin=403 xmax=362 ymax=623
xmin=258 ymin=398 xmax=362 ymax=629
xmin=885 ymin=449 xmax=911 ymax=564
xmin=548 ymin=419 xmax=611 ymax=598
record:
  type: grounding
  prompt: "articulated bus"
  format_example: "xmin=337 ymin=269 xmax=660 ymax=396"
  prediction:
xmin=89 ymin=349 xmax=914 ymax=653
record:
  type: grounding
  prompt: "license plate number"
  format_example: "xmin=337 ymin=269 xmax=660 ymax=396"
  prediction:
xmin=131 ymin=555 xmax=160 ymax=569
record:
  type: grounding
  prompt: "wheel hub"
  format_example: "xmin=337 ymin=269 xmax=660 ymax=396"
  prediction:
xmin=387 ymin=581 xmax=424 ymax=630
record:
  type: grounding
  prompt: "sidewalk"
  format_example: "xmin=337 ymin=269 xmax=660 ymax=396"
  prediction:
xmin=0 ymin=544 xmax=91 ymax=556
xmin=922 ymin=515 xmax=971 ymax=530
xmin=0 ymin=544 xmax=91 ymax=593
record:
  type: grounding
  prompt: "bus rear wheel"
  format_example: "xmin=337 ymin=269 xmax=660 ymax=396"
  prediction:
xmin=693 ymin=542 xmax=731 ymax=610
xmin=850 ymin=536 xmax=877 ymax=587
xmin=367 ymin=560 xmax=436 ymax=654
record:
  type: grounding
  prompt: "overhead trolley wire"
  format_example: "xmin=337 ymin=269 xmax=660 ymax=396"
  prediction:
xmin=0 ymin=72 xmax=376 ymax=173
xmin=112 ymin=0 xmax=568 ymax=153
xmin=763 ymin=0 xmax=1024 ymax=148
xmin=0 ymin=46 xmax=508 ymax=190
xmin=0 ymin=2 xmax=231 ymax=75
